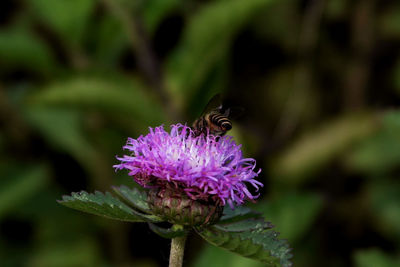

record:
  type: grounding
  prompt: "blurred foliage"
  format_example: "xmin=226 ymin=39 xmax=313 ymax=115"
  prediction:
xmin=255 ymin=192 xmax=323 ymax=243
xmin=271 ymin=113 xmax=377 ymax=186
xmin=354 ymin=248 xmax=400 ymax=267
xmin=193 ymin=245 xmax=264 ymax=267
xmin=0 ymin=27 xmax=57 ymax=75
xmin=1 ymin=0 xmax=400 ymax=266
xmin=346 ymin=111 xmax=400 ymax=174
xmin=0 ymin=164 xmax=48 ymax=219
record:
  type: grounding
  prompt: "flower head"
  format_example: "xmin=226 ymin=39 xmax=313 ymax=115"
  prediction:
xmin=114 ymin=124 xmax=262 ymax=208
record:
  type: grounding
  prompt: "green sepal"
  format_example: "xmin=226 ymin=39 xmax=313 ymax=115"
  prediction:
xmin=148 ymin=223 xmax=188 ymax=239
xmin=58 ymin=190 xmax=163 ymax=223
xmin=112 ymin=185 xmax=151 ymax=213
xmin=196 ymin=213 xmax=292 ymax=267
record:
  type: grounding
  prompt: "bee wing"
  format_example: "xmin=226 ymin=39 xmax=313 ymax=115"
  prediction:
xmin=200 ymin=93 xmax=223 ymax=116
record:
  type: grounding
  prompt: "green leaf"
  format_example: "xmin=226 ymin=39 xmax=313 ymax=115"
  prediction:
xmin=255 ymin=192 xmax=323 ymax=243
xmin=0 ymin=28 xmax=57 ymax=75
xmin=218 ymin=206 xmax=263 ymax=224
xmin=27 ymin=0 xmax=95 ymax=45
xmin=29 ymin=76 xmax=165 ymax=126
xmin=24 ymin=106 xmax=97 ymax=169
xmin=214 ymin=218 xmax=272 ymax=233
xmin=0 ymin=164 xmax=48 ymax=219
xmin=142 ymin=0 xmax=181 ymax=34
xmin=368 ymin=180 xmax=400 ymax=240
xmin=193 ymin=245 xmax=265 ymax=267
xmin=165 ymin=0 xmax=273 ymax=109
xmin=270 ymin=113 xmax=377 ymax=186
xmin=23 ymin=105 xmax=117 ymax=190
xmin=30 ymin=238 xmax=102 ymax=267
xmin=346 ymin=111 xmax=400 ymax=174
xmin=250 ymin=0 xmax=300 ymax=51
xmin=93 ymin=14 xmax=129 ymax=66
xmin=112 ymin=185 xmax=151 ymax=213
xmin=196 ymin=218 xmax=292 ymax=267
xmin=379 ymin=4 xmax=400 ymax=40
xmin=148 ymin=223 xmax=188 ymax=239
xmin=354 ymin=248 xmax=400 ymax=267
xmin=58 ymin=190 xmax=162 ymax=223
xmin=325 ymin=0 xmax=348 ymax=20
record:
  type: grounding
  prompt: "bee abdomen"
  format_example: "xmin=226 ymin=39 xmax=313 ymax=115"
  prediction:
xmin=209 ymin=113 xmax=232 ymax=130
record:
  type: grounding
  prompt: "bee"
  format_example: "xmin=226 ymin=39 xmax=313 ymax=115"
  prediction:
xmin=192 ymin=93 xmax=241 ymax=137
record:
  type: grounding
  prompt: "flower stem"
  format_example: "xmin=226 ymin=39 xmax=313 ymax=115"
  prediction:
xmin=169 ymin=234 xmax=187 ymax=267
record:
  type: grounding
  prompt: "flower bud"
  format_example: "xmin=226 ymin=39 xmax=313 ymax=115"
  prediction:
xmin=148 ymin=187 xmax=223 ymax=226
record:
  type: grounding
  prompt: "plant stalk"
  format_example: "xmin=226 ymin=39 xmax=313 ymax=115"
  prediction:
xmin=169 ymin=234 xmax=187 ymax=267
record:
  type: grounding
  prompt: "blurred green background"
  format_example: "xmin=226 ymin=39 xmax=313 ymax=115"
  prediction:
xmin=1 ymin=0 xmax=400 ymax=266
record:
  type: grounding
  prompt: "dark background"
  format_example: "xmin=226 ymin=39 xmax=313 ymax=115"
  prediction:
xmin=1 ymin=0 xmax=400 ymax=266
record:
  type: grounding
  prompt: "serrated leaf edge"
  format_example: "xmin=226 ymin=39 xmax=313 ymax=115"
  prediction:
xmin=111 ymin=185 xmax=151 ymax=213
xmin=196 ymin=223 xmax=293 ymax=267
xmin=58 ymin=190 xmax=163 ymax=223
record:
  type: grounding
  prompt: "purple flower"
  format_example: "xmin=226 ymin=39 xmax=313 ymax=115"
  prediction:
xmin=114 ymin=124 xmax=263 ymax=207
